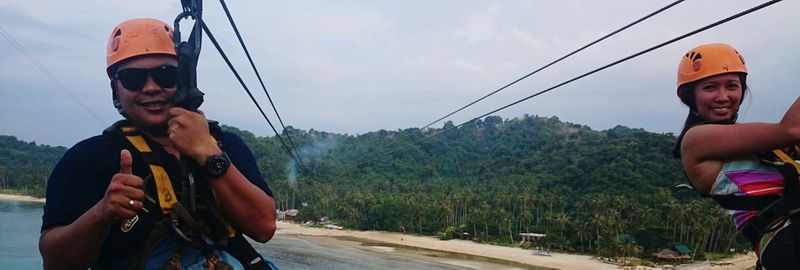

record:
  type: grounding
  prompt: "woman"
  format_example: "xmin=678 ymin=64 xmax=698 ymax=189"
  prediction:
xmin=674 ymin=43 xmax=800 ymax=269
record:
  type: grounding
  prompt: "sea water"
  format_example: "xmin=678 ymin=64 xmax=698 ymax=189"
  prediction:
xmin=0 ymin=200 xmax=547 ymax=270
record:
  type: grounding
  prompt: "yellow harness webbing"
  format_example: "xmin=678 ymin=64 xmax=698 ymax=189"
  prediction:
xmin=773 ymin=149 xmax=800 ymax=174
xmin=120 ymin=126 xmax=177 ymax=214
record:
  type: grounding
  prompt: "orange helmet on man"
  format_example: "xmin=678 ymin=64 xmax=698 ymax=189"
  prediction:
xmin=106 ymin=18 xmax=176 ymax=77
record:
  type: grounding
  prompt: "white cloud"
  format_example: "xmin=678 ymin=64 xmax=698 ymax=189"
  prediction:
xmin=1 ymin=0 xmax=799 ymax=146
xmin=455 ymin=5 xmax=499 ymax=42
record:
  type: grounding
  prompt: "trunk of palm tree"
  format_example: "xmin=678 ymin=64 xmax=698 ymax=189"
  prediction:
xmin=713 ymin=226 xmax=722 ymax=252
xmin=508 ymin=221 xmax=514 ymax=244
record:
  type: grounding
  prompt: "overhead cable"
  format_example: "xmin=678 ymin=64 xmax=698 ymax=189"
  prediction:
xmin=217 ymin=0 xmax=305 ymax=164
xmin=412 ymin=0 xmax=783 ymax=145
xmin=0 ymin=26 xmax=107 ymax=127
xmin=201 ymin=22 xmax=305 ymax=169
xmin=417 ymin=0 xmax=686 ymax=132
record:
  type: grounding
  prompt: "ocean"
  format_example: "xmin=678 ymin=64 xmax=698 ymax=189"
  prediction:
xmin=0 ymin=199 xmax=546 ymax=269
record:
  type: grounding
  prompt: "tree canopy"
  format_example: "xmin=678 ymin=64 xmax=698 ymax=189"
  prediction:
xmin=2 ymin=115 xmax=745 ymax=260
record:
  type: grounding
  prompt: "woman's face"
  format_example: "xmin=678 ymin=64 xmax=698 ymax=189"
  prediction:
xmin=692 ymin=73 xmax=743 ymax=122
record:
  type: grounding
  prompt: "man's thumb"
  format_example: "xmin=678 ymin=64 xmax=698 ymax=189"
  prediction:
xmin=119 ymin=149 xmax=133 ymax=174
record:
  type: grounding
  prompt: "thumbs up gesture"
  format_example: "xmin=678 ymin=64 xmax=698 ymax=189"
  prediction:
xmin=98 ymin=149 xmax=145 ymax=224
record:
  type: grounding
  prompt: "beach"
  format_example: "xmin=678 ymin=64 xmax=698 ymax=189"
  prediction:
xmin=276 ymin=221 xmax=756 ymax=270
xmin=0 ymin=193 xmax=754 ymax=270
xmin=0 ymin=193 xmax=45 ymax=203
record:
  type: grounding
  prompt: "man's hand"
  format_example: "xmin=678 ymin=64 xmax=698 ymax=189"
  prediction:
xmin=98 ymin=149 xmax=145 ymax=224
xmin=168 ymin=107 xmax=221 ymax=164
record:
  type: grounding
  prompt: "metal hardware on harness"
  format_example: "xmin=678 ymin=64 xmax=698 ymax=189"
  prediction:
xmin=171 ymin=0 xmax=205 ymax=111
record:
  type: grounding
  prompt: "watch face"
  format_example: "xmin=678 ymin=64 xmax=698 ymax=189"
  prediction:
xmin=206 ymin=154 xmax=230 ymax=177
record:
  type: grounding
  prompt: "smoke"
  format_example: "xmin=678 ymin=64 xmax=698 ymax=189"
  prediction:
xmin=285 ymin=131 xmax=343 ymax=185
xmin=286 ymin=159 xmax=298 ymax=185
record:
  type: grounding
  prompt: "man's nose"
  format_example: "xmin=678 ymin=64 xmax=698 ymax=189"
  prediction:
xmin=140 ymin=75 xmax=162 ymax=93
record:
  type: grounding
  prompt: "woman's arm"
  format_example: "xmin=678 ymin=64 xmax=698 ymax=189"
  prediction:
xmin=681 ymin=97 xmax=800 ymax=192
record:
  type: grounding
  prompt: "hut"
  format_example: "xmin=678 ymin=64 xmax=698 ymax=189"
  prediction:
xmin=651 ymin=245 xmax=691 ymax=263
xmin=519 ymin=233 xmax=546 ymax=246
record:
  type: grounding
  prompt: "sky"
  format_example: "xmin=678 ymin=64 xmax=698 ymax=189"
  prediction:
xmin=1 ymin=0 xmax=799 ymax=147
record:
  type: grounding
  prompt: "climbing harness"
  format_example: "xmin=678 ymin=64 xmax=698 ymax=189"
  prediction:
xmin=110 ymin=120 xmax=274 ymax=270
xmin=680 ymin=147 xmax=800 ymax=269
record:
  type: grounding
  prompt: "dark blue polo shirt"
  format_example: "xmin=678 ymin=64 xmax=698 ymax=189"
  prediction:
xmin=42 ymin=124 xmax=272 ymax=268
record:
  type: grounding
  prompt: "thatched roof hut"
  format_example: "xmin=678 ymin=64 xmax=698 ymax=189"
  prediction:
xmin=652 ymin=248 xmax=691 ymax=260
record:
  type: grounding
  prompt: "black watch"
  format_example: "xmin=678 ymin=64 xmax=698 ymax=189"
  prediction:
xmin=203 ymin=153 xmax=230 ymax=178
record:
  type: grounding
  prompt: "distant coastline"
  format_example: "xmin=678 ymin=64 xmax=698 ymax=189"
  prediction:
xmin=275 ymin=221 xmax=756 ymax=270
xmin=0 ymin=193 xmax=46 ymax=203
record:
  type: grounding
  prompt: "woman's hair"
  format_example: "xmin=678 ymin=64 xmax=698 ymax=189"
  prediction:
xmin=672 ymin=73 xmax=748 ymax=158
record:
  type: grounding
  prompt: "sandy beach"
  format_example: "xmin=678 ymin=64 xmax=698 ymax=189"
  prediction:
xmin=0 ymin=193 xmax=45 ymax=203
xmin=276 ymin=221 xmax=756 ymax=270
xmin=0 ymin=193 xmax=754 ymax=269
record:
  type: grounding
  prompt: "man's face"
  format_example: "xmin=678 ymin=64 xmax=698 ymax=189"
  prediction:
xmin=114 ymin=55 xmax=178 ymax=129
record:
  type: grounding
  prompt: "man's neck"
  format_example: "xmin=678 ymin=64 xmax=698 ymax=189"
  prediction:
xmin=139 ymin=128 xmax=182 ymax=159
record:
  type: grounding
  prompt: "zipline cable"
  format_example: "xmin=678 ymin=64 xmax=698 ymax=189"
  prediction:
xmin=0 ymin=26 xmax=107 ymax=127
xmin=409 ymin=0 xmax=782 ymax=146
xmin=382 ymin=0 xmax=687 ymax=156
xmin=217 ymin=0 xmax=305 ymax=164
xmin=416 ymin=0 xmax=685 ymax=132
xmin=201 ymin=22 xmax=305 ymax=169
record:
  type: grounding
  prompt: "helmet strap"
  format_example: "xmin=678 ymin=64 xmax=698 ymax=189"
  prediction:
xmin=110 ymin=79 xmax=128 ymax=117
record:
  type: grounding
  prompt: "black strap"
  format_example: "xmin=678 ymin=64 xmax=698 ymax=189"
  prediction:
xmin=711 ymin=194 xmax=781 ymax=211
xmin=128 ymin=218 xmax=173 ymax=270
xmin=227 ymin=233 xmax=272 ymax=270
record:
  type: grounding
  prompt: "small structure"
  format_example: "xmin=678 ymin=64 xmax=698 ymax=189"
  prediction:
xmin=652 ymin=245 xmax=692 ymax=263
xmin=673 ymin=245 xmax=691 ymax=256
xmin=519 ymin=233 xmax=546 ymax=246
xmin=277 ymin=209 xmax=299 ymax=221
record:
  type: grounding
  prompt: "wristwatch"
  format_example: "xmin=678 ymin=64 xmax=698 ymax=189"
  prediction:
xmin=203 ymin=153 xmax=230 ymax=178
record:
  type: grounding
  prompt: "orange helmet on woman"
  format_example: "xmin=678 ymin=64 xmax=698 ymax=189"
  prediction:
xmin=676 ymin=43 xmax=747 ymax=97
xmin=106 ymin=18 xmax=175 ymax=77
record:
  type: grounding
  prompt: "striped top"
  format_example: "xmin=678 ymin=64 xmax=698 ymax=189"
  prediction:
xmin=711 ymin=157 xmax=785 ymax=230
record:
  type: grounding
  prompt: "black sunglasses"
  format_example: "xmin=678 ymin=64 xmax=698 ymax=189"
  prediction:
xmin=115 ymin=65 xmax=178 ymax=91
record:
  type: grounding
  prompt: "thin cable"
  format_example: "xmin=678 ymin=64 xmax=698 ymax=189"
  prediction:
xmin=201 ymin=22 xmax=304 ymax=169
xmin=417 ymin=0 xmax=685 ymax=132
xmin=411 ymin=0 xmax=782 ymax=146
xmin=217 ymin=0 xmax=305 ymax=164
xmin=0 ymin=26 xmax=106 ymax=127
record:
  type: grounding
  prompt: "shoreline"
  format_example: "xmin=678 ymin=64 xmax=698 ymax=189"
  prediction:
xmin=0 ymin=194 xmax=753 ymax=269
xmin=276 ymin=221 xmax=755 ymax=270
xmin=0 ymin=193 xmax=45 ymax=203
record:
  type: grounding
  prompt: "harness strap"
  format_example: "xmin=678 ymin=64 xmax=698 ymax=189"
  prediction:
xmin=128 ymin=218 xmax=173 ymax=270
xmin=711 ymin=194 xmax=781 ymax=211
xmin=120 ymin=126 xmax=178 ymax=214
xmin=740 ymin=149 xmax=800 ymax=262
xmin=227 ymin=233 xmax=271 ymax=270
xmin=115 ymin=121 xmax=275 ymax=270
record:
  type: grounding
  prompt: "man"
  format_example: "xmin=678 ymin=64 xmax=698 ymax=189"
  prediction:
xmin=39 ymin=18 xmax=277 ymax=269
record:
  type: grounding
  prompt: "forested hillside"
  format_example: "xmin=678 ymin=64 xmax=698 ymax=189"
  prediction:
xmin=229 ymin=114 xmax=742 ymax=260
xmin=0 ymin=135 xmax=66 ymax=196
xmin=2 ymin=115 xmax=741 ymax=261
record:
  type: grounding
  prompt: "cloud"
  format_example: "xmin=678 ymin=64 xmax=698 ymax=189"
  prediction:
xmin=455 ymin=5 xmax=499 ymax=42
xmin=2 ymin=1 xmax=799 ymax=147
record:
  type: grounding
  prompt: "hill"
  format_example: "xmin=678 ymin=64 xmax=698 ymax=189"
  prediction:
xmin=2 ymin=115 xmax=741 ymax=260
